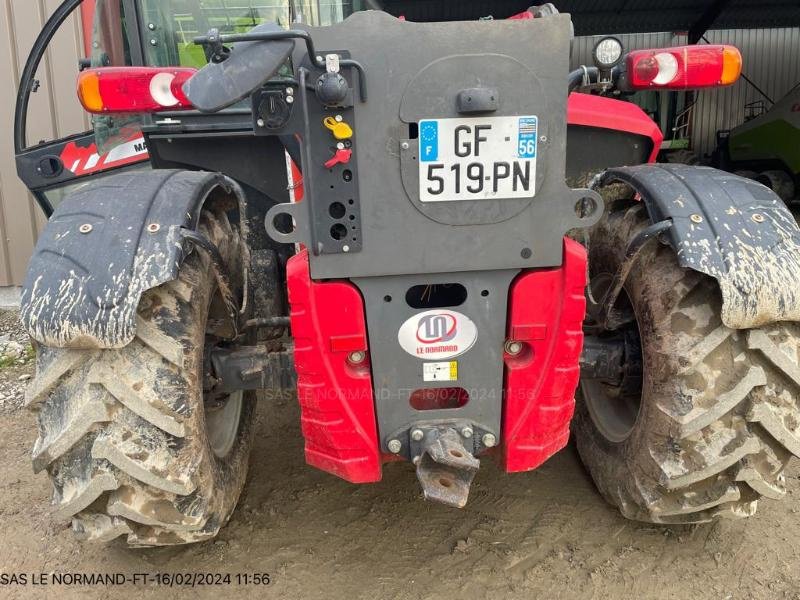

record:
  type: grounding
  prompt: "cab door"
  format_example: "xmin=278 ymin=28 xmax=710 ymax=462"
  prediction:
xmin=14 ymin=0 xmax=151 ymax=216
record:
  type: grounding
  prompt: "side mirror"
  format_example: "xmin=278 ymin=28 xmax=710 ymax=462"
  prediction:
xmin=183 ymin=23 xmax=295 ymax=113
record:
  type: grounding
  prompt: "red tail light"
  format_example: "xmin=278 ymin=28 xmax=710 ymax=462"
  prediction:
xmin=625 ymin=45 xmax=742 ymax=90
xmin=77 ymin=67 xmax=197 ymax=114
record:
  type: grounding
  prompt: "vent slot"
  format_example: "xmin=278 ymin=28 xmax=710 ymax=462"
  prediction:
xmin=405 ymin=283 xmax=467 ymax=309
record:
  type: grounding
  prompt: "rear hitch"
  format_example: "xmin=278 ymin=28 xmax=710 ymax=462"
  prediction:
xmin=413 ymin=428 xmax=480 ymax=509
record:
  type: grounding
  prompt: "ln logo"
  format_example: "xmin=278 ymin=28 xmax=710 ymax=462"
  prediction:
xmin=398 ymin=310 xmax=478 ymax=360
xmin=416 ymin=313 xmax=457 ymax=344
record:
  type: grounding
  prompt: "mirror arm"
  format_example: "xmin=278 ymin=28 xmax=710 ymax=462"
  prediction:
xmin=194 ymin=29 xmax=367 ymax=103
xmin=194 ymin=29 xmax=325 ymax=69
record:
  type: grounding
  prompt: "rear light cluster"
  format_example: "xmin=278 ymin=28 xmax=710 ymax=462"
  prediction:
xmin=625 ymin=45 xmax=742 ymax=90
xmin=77 ymin=67 xmax=197 ymax=114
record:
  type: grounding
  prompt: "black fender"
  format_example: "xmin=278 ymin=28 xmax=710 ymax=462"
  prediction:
xmin=598 ymin=164 xmax=800 ymax=329
xmin=21 ymin=169 xmax=245 ymax=348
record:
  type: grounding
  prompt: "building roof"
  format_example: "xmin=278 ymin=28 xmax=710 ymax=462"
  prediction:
xmin=380 ymin=1 xmax=800 ymax=38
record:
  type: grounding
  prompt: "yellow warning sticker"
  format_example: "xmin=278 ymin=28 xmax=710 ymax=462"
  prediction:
xmin=423 ymin=361 xmax=458 ymax=382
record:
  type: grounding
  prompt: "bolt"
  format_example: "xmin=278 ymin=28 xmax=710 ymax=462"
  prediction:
xmin=148 ymin=23 xmax=156 ymax=30
xmin=79 ymin=223 xmax=93 ymax=234
xmin=343 ymin=245 xmax=350 ymax=252
xmin=482 ymin=433 xmax=497 ymax=448
xmin=752 ymin=213 xmax=765 ymax=223
xmin=285 ymin=87 xmax=294 ymax=95
xmin=461 ymin=426 xmax=474 ymax=438
xmin=147 ymin=223 xmax=161 ymax=233
xmin=286 ymin=95 xmax=294 ymax=104
xmin=690 ymin=213 xmax=703 ymax=223
xmin=337 ymin=142 xmax=345 ymax=150
xmin=400 ymin=141 xmax=410 ymax=150
xmin=256 ymin=118 xmax=265 ymax=127
xmin=335 ymin=115 xmax=343 ymax=122
xmin=540 ymin=135 xmax=548 ymax=142
xmin=387 ymin=439 xmax=402 ymax=454
xmin=411 ymin=429 xmax=424 ymax=441
xmin=347 ymin=350 xmax=366 ymax=364
xmin=316 ymin=55 xmax=324 ymax=63
xmin=505 ymin=340 xmax=524 ymax=355
xmin=150 ymin=39 xmax=158 ymax=46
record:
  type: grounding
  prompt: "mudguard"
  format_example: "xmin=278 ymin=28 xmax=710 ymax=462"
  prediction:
xmin=21 ymin=169 xmax=243 ymax=348
xmin=599 ymin=164 xmax=800 ymax=329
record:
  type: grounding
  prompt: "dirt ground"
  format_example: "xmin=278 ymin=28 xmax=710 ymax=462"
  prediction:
xmin=2 ymin=321 xmax=800 ymax=599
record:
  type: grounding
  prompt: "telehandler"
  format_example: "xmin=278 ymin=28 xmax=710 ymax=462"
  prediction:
xmin=13 ymin=0 xmax=800 ymax=545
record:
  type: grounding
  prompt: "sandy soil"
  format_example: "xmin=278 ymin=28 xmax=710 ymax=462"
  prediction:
xmin=1 ymin=316 xmax=799 ymax=599
xmin=2 ymin=395 xmax=800 ymax=600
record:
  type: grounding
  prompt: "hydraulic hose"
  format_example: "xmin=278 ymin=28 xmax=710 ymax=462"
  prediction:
xmin=568 ymin=66 xmax=599 ymax=93
xmin=568 ymin=66 xmax=623 ymax=93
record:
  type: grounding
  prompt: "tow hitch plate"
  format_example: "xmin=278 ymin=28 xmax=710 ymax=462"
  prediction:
xmin=418 ymin=115 xmax=539 ymax=202
xmin=414 ymin=428 xmax=480 ymax=508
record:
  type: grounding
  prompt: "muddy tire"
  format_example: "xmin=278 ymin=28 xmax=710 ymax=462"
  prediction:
xmin=25 ymin=210 xmax=256 ymax=546
xmin=575 ymin=201 xmax=800 ymax=523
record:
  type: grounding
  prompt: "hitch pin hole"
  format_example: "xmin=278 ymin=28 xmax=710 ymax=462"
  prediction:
xmin=272 ymin=213 xmax=295 ymax=235
xmin=575 ymin=196 xmax=598 ymax=219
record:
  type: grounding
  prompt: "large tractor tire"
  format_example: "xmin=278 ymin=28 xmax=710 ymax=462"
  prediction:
xmin=25 ymin=210 xmax=256 ymax=546
xmin=576 ymin=201 xmax=800 ymax=523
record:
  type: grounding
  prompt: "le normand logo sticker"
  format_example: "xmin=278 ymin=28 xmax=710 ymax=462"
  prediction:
xmin=398 ymin=310 xmax=478 ymax=359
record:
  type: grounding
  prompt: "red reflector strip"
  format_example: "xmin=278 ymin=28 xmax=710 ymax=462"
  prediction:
xmin=77 ymin=67 xmax=197 ymax=114
xmin=625 ymin=44 xmax=742 ymax=90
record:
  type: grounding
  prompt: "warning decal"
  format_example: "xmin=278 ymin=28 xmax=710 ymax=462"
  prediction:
xmin=423 ymin=361 xmax=458 ymax=382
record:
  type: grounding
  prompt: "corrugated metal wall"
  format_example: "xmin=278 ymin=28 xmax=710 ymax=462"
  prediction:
xmin=0 ymin=0 xmax=88 ymax=287
xmin=695 ymin=28 xmax=800 ymax=158
xmin=572 ymin=28 xmax=800 ymax=159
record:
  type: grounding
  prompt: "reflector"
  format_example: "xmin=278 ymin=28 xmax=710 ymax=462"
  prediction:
xmin=77 ymin=67 xmax=197 ymax=114
xmin=625 ymin=45 xmax=742 ymax=90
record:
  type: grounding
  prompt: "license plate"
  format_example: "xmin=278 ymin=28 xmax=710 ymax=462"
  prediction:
xmin=418 ymin=115 xmax=538 ymax=203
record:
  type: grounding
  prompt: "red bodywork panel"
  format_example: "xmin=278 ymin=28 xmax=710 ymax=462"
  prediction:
xmin=286 ymin=250 xmax=382 ymax=483
xmin=567 ymin=93 xmax=663 ymax=163
xmin=56 ymin=124 xmax=149 ymax=179
xmin=60 ymin=133 xmax=149 ymax=177
xmin=508 ymin=10 xmax=535 ymax=20
xmin=502 ymin=238 xmax=588 ymax=472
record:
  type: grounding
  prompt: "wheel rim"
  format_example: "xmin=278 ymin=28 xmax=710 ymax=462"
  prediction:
xmin=201 ymin=261 xmax=246 ymax=460
xmin=205 ymin=390 xmax=243 ymax=458
xmin=582 ymin=283 xmax=644 ymax=444
xmin=581 ymin=377 xmax=641 ymax=443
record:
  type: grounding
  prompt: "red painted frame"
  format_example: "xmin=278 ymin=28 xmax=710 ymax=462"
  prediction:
xmin=286 ymin=250 xmax=382 ymax=483
xmin=567 ymin=92 xmax=663 ymax=163
xmin=80 ymin=0 xmax=96 ymax=57
xmin=502 ymin=238 xmax=588 ymax=472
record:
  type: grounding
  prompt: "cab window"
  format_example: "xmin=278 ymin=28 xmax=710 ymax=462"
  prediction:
xmin=136 ymin=0 xmax=361 ymax=68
